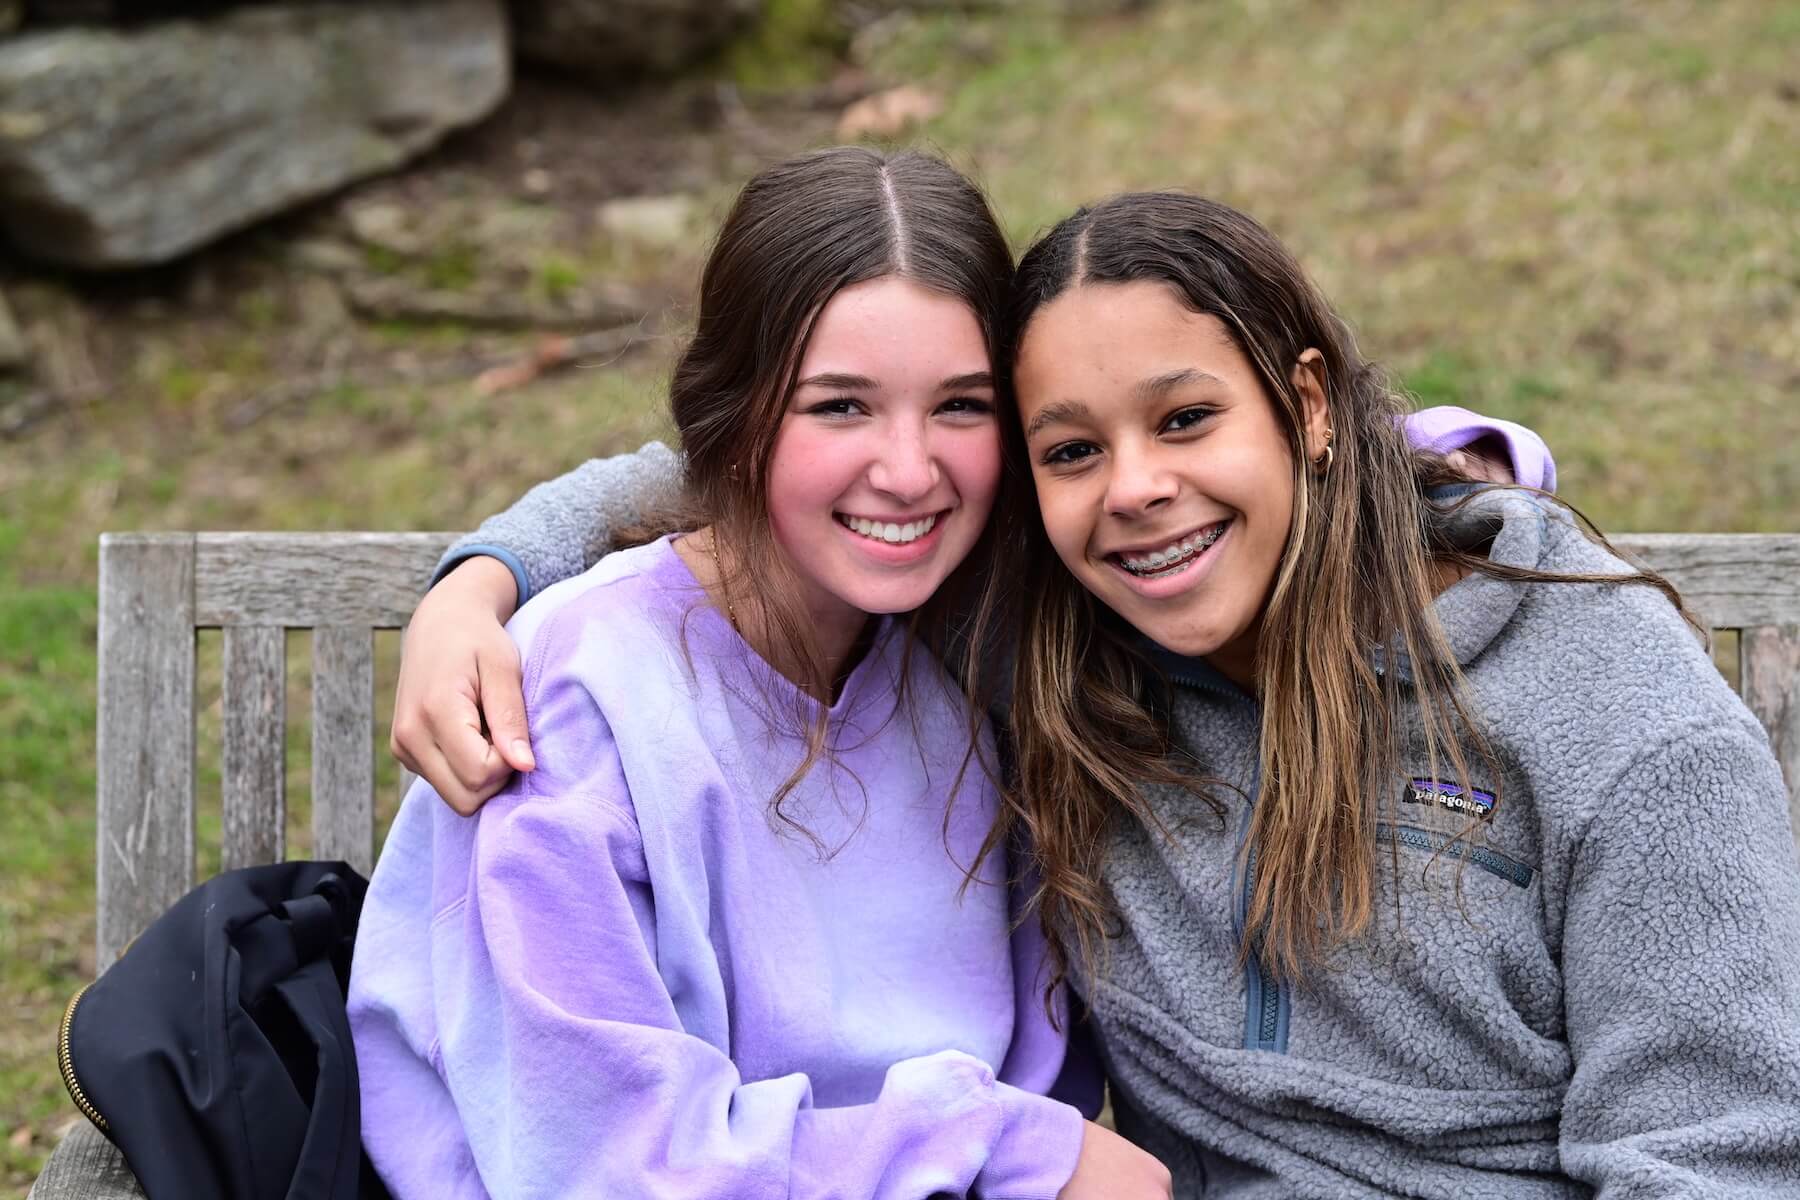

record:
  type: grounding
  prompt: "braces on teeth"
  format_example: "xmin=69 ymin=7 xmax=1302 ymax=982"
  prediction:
xmin=1120 ymin=523 xmax=1226 ymax=575
xmin=843 ymin=513 xmax=937 ymax=544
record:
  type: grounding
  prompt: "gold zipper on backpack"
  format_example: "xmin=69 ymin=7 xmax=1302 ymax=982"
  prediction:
xmin=57 ymin=982 xmax=109 ymax=1132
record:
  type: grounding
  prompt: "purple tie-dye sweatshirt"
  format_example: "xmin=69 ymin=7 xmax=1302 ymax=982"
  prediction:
xmin=348 ymin=536 xmax=1096 ymax=1200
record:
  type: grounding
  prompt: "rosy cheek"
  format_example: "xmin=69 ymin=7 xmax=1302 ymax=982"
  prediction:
xmin=940 ymin=433 xmax=1002 ymax=497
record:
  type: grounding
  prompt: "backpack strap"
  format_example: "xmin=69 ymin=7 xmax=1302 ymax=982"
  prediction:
xmin=279 ymin=892 xmax=341 ymax=965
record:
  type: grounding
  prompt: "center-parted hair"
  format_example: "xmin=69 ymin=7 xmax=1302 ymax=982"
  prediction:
xmin=672 ymin=147 xmax=1011 ymax=500
xmin=641 ymin=146 xmax=1015 ymax=839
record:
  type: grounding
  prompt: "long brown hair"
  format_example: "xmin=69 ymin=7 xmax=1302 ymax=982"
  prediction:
xmin=631 ymin=146 xmax=1016 ymax=840
xmin=985 ymin=192 xmax=1686 ymax=986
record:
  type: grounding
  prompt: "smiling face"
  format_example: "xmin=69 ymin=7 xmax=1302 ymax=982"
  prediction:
xmin=1014 ymin=280 xmax=1327 ymax=684
xmin=764 ymin=275 xmax=1001 ymax=642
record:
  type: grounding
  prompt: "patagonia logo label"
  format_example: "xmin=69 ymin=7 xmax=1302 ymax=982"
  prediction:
xmin=1404 ymin=778 xmax=1495 ymax=818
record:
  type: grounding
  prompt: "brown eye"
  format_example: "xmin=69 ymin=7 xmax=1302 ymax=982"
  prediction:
xmin=1163 ymin=406 xmax=1216 ymax=434
xmin=1042 ymin=441 xmax=1098 ymax=467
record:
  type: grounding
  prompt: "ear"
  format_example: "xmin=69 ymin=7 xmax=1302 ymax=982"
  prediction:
xmin=1291 ymin=348 xmax=1331 ymax=464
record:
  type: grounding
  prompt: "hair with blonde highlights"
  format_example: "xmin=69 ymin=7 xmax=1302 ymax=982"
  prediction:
xmin=983 ymin=192 xmax=1687 ymax=988
xmin=624 ymin=146 xmax=1016 ymax=840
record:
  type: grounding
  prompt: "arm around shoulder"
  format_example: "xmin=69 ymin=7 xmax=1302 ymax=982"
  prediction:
xmin=432 ymin=441 xmax=685 ymax=601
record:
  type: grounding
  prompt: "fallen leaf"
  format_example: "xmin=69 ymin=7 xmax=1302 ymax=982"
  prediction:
xmin=836 ymin=85 xmax=944 ymax=140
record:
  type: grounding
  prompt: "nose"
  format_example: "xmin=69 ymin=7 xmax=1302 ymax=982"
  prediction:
xmin=1103 ymin=439 xmax=1178 ymax=519
xmin=867 ymin=422 xmax=941 ymax=503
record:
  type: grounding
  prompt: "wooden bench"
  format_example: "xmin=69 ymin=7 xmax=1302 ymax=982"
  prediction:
xmin=29 ymin=529 xmax=1800 ymax=1199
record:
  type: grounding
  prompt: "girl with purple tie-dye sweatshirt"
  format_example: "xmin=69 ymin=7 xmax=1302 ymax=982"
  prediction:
xmin=348 ymin=148 xmax=1157 ymax=1200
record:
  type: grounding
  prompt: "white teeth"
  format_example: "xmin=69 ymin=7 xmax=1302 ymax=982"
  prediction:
xmin=842 ymin=513 xmax=936 ymax=545
xmin=1119 ymin=523 xmax=1226 ymax=575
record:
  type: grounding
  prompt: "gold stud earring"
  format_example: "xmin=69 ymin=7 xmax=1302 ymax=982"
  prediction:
xmin=1315 ymin=427 xmax=1335 ymax=472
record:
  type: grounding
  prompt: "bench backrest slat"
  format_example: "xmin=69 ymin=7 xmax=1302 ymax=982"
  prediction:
xmin=94 ymin=528 xmax=1800 ymax=968
xmin=312 ymin=625 xmax=376 ymax=874
xmin=221 ymin=625 xmax=286 ymax=871
xmin=1611 ymin=533 xmax=1800 ymax=628
xmin=196 ymin=532 xmax=450 ymax=628
xmin=1742 ymin=626 xmax=1800 ymax=836
xmin=97 ymin=534 xmax=198 ymax=967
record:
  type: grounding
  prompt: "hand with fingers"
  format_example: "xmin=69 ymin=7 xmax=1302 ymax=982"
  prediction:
xmin=390 ymin=556 xmax=533 ymax=816
xmin=1444 ymin=435 xmax=1517 ymax=486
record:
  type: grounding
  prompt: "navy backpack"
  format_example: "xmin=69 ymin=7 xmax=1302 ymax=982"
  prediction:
xmin=57 ymin=860 xmax=389 ymax=1200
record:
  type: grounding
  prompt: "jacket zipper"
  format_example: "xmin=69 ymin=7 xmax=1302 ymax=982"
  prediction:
xmin=1171 ymin=667 xmax=1290 ymax=1053
xmin=1239 ymin=795 xmax=1288 ymax=1052
xmin=57 ymin=982 xmax=108 ymax=1131
xmin=1377 ymin=823 xmax=1535 ymax=888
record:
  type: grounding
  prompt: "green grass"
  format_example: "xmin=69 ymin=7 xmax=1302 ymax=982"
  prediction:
xmin=0 ymin=553 xmax=96 ymax=1184
xmin=532 ymin=254 xmax=585 ymax=304
xmin=721 ymin=0 xmax=845 ymax=92
xmin=2 ymin=0 xmax=1796 ymax=1190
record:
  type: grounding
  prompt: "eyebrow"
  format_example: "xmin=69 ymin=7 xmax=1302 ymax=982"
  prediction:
xmin=941 ymin=371 xmax=996 ymax=392
xmin=796 ymin=372 xmax=879 ymax=391
xmin=1136 ymin=367 xmax=1227 ymax=400
xmin=1024 ymin=399 xmax=1092 ymax=440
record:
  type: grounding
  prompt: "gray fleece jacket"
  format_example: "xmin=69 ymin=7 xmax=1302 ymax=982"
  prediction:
xmin=437 ymin=448 xmax=1800 ymax=1198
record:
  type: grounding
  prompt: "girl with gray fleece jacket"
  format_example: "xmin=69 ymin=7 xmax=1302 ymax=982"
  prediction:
xmin=987 ymin=191 xmax=1800 ymax=1197
xmin=393 ymin=200 xmax=1800 ymax=1195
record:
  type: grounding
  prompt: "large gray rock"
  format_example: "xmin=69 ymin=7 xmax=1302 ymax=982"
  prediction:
xmin=0 ymin=0 xmax=510 ymax=269
xmin=511 ymin=0 xmax=761 ymax=78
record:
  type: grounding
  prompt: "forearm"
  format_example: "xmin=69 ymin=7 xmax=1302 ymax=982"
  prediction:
xmin=435 ymin=440 xmax=685 ymax=603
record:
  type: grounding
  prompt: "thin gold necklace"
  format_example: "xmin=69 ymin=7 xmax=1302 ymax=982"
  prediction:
xmin=707 ymin=530 xmax=739 ymax=632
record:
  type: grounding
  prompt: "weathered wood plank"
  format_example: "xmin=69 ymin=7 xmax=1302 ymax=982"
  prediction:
xmin=1742 ymin=625 xmax=1800 ymax=835
xmin=186 ymin=531 xmax=1798 ymax=629
xmin=1612 ymin=534 xmax=1800 ymax=629
xmin=26 ymin=1121 xmax=144 ymax=1200
xmin=313 ymin=625 xmax=375 ymax=873
xmin=194 ymin=532 xmax=456 ymax=628
xmin=220 ymin=625 xmax=285 ymax=870
xmin=97 ymin=534 xmax=195 ymax=968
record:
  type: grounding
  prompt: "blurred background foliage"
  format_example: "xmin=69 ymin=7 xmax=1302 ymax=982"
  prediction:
xmin=0 ymin=0 xmax=1795 ymax=1189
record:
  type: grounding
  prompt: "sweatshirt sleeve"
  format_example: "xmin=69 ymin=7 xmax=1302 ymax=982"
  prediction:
xmin=1557 ymin=722 xmax=1800 ymax=1195
xmin=968 ymin=876 xmax=1101 ymax=1194
xmin=433 ymin=441 xmax=685 ymax=603
xmin=1402 ymin=405 xmax=1556 ymax=492
xmin=427 ymin=664 xmax=1084 ymax=1200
